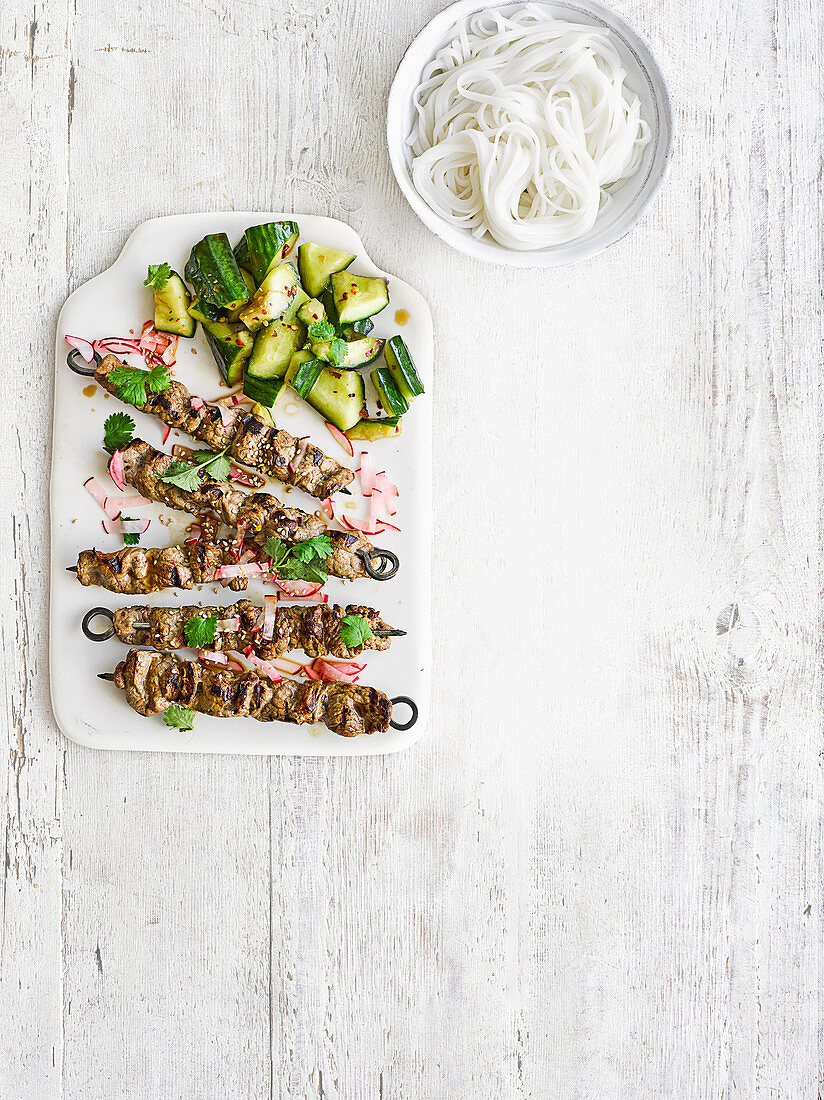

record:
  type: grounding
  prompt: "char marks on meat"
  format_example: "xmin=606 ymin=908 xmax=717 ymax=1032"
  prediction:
xmin=113 ymin=648 xmax=390 ymax=736
xmin=117 ymin=440 xmax=372 ymax=580
xmin=76 ymin=541 xmax=248 ymax=594
xmin=96 ymin=354 xmax=353 ymax=498
xmin=112 ymin=599 xmax=394 ymax=657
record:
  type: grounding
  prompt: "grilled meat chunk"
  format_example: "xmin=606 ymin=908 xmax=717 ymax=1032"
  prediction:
xmin=112 ymin=600 xmax=394 ymax=657
xmin=96 ymin=354 xmax=353 ymax=498
xmin=112 ymin=648 xmax=391 ymax=736
xmin=75 ymin=541 xmax=248 ymax=594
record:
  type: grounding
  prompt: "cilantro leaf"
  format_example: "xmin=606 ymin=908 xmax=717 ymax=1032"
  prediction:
xmin=263 ymin=536 xmax=289 ymax=564
xmin=109 ymin=361 xmax=171 ymax=407
xmin=263 ymin=535 xmax=333 ymax=583
xmin=184 ymin=615 xmax=218 ymax=649
xmin=158 ymin=461 xmax=202 ymax=492
xmin=339 ymin=614 xmax=373 ymax=649
xmin=289 ymin=535 xmax=333 ymax=563
xmin=144 ymin=263 xmax=172 ymax=290
xmin=109 ymin=364 xmax=151 ymax=406
xmin=301 ymin=559 xmax=329 ymax=584
xmin=146 ymin=362 xmax=172 ymax=393
xmin=327 ymin=337 xmax=348 ymax=366
xmin=201 ymin=450 xmax=231 ymax=482
xmin=277 ymin=556 xmax=328 ymax=584
xmin=163 ymin=704 xmax=196 ymax=732
xmin=308 ymin=319 xmax=335 ymax=342
xmin=159 ymin=448 xmax=230 ymax=492
xmin=103 ymin=411 xmax=135 ymax=453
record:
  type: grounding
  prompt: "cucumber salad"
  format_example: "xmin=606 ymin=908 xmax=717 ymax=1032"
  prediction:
xmin=145 ymin=221 xmax=424 ymax=442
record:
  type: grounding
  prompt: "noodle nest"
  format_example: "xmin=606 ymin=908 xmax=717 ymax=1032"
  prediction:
xmin=408 ymin=5 xmax=651 ymax=250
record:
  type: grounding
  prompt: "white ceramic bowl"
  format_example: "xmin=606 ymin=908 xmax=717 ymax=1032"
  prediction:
xmin=387 ymin=0 xmax=674 ymax=268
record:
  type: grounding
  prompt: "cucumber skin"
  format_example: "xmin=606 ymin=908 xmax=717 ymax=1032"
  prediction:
xmin=188 ymin=298 xmax=225 ymax=324
xmin=371 ymin=366 xmax=409 ymax=417
xmin=385 ymin=335 xmax=424 ymax=399
xmin=227 ymin=269 xmax=258 ymax=322
xmin=203 ymin=325 xmax=253 ymax=386
xmin=286 ymin=356 xmax=324 ymax=399
xmin=243 ymin=374 xmax=287 ymax=407
xmin=185 ymin=234 xmax=251 ymax=308
xmin=233 ymin=236 xmax=251 ymax=273
xmin=343 ymin=317 xmax=374 ymax=338
xmin=243 ymin=222 xmax=300 ymax=285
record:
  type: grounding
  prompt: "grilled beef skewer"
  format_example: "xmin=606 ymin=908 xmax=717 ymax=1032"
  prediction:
xmin=96 ymin=354 xmax=353 ymax=498
xmin=73 ymin=531 xmax=386 ymax=591
xmin=101 ymin=600 xmax=402 ymax=658
xmin=108 ymin=648 xmax=391 ymax=737
xmin=120 ymin=440 xmax=378 ymax=579
xmin=75 ymin=540 xmax=248 ymax=593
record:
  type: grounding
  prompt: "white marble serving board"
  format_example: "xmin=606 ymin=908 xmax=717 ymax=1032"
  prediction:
xmin=50 ymin=212 xmax=432 ymax=755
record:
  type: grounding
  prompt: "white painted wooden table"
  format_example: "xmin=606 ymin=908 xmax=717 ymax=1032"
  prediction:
xmin=1 ymin=0 xmax=822 ymax=1095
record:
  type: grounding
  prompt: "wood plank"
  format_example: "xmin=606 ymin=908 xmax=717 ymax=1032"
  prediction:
xmin=0 ymin=4 xmax=69 ymax=1097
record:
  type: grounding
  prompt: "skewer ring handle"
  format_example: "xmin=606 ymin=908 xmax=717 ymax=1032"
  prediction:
xmin=390 ymin=696 xmax=418 ymax=731
xmin=66 ymin=348 xmax=102 ymax=376
xmin=82 ymin=607 xmax=116 ymax=642
xmin=358 ymin=548 xmax=400 ymax=580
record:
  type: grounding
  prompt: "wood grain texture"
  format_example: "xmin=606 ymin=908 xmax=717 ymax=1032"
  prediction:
xmin=1 ymin=0 xmax=823 ymax=1096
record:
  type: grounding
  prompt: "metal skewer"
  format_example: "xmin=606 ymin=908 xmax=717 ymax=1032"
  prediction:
xmin=66 ymin=348 xmax=101 ymax=376
xmin=97 ymin=665 xmax=419 ymax=730
xmin=70 ymin=554 xmax=401 ymax=581
xmin=82 ymin=607 xmax=406 ymax=643
xmin=82 ymin=607 xmax=117 ymax=640
xmin=357 ymin=548 xmax=400 ymax=580
xmin=389 ymin=697 xmax=418 ymax=730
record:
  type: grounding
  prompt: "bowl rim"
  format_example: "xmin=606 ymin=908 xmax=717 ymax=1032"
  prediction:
xmin=386 ymin=0 xmax=675 ymax=268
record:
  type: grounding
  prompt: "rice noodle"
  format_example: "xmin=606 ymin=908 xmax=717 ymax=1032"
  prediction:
xmin=407 ymin=5 xmax=650 ymax=249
